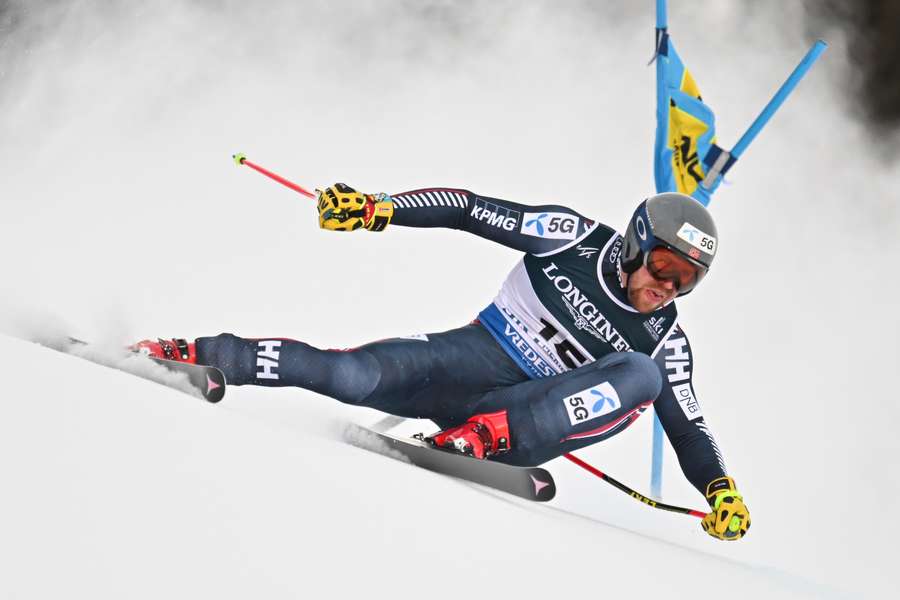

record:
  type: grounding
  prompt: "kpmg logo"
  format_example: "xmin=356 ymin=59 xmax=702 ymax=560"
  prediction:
xmin=563 ymin=381 xmax=622 ymax=426
xmin=542 ymin=262 xmax=631 ymax=352
xmin=643 ymin=316 xmax=667 ymax=341
xmin=470 ymin=199 xmax=520 ymax=231
xmin=521 ymin=212 xmax=578 ymax=240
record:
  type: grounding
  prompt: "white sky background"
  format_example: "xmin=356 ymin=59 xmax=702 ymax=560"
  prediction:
xmin=0 ymin=1 xmax=897 ymax=596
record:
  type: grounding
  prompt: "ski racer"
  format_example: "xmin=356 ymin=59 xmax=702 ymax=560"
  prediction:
xmin=137 ymin=184 xmax=750 ymax=541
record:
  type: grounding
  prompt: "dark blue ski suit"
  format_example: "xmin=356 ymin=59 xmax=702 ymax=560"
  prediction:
xmin=196 ymin=188 xmax=728 ymax=495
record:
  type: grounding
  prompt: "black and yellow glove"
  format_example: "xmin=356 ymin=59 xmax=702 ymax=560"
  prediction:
xmin=701 ymin=476 xmax=751 ymax=541
xmin=317 ymin=183 xmax=393 ymax=232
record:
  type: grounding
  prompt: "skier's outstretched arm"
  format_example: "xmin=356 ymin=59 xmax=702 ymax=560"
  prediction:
xmin=316 ymin=183 xmax=593 ymax=254
xmin=653 ymin=325 xmax=752 ymax=541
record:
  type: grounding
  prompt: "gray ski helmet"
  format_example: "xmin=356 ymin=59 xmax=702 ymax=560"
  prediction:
xmin=620 ymin=192 xmax=718 ymax=296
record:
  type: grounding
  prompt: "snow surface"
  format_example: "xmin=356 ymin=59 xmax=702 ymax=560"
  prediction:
xmin=1 ymin=1 xmax=897 ymax=598
xmin=0 ymin=334 xmax=837 ymax=599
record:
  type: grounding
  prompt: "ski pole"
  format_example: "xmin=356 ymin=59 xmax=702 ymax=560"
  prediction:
xmin=563 ymin=453 xmax=706 ymax=519
xmin=232 ymin=153 xmax=317 ymax=199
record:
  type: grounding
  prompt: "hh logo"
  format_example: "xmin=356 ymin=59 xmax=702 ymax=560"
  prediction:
xmin=256 ymin=340 xmax=282 ymax=380
xmin=563 ymin=381 xmax=621 ymax=426
xmin=664 ymin=336 xmax=690 ymax=383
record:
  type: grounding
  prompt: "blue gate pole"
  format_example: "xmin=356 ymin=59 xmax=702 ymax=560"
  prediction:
xmin=650 ymin=412 xmax=665 ymax=498
xmin=731 ymin=40 xmax=828 ymax=159
xmin=649 ymin=0 xmax=668 ymax=501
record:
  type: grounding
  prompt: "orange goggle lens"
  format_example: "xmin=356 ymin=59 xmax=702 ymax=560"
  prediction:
xmin=645 ymin=246 xmax=706 ymax=294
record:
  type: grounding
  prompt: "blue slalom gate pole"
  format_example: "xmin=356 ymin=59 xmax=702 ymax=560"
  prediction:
xmin=649 ymin=0 xmax=669 ymax=502
xmin=730 ymin=40 xmax=828 ymax=159
xmin=649 ymin=35 xmax=827 ymax=499
xmin=650 ymin=413 xmax=665 ymax=498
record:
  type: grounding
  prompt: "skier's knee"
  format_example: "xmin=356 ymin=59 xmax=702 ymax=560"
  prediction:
xmin=325 ymin=350 xmax=382 ymax=406
xmin=622 ymin=352 xmax=663 ymax=402
xmin=594 ymin=352 xmax=663 ymax=408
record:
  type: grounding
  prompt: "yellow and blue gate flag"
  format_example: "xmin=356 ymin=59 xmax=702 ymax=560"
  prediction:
xmin=648 ymin=0 xmax=827 ymax=500
xmin=653 ymin=30 xmax=723 ymax=206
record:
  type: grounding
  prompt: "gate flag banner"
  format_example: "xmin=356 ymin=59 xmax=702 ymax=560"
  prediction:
xmin=648 ymin=0 xmax=826 ymax=499
xmin=653 ymin=28 xmax=721 ymax=205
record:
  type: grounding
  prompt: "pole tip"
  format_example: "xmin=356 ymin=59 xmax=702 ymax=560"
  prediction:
xmin=232 ymin=153 xmax=247 ymax=166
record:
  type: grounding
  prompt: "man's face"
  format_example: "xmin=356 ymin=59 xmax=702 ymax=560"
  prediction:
xmin=626 ymin=266 xmax=679 ymax=313
xmin=625 ymin=246 xmax=705 ymax=313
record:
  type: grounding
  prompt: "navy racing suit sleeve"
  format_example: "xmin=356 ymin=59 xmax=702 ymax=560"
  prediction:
xmin=653 ymin=324 xmax=729 ymax=495
xmin=389 ymin=188 xmax=593 ymax=255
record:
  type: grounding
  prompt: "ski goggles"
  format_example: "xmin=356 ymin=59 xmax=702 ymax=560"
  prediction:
xmin=645 ymin=246 xmax=707 ymax=295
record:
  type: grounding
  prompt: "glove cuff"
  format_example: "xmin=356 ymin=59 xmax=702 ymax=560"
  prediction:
xmin=705 ymin=476 xmax=741 ymax=508
xmin=365 ymin=194 xmax=394 ymax=232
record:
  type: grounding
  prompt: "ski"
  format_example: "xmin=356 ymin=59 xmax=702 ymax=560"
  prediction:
xmin=347 ymin=424 xmax=556 ymax=502
xmin=64 ymin=337 xmax=227 ymax=403
xmin=145 ymin=356 xmax=226 ymax=403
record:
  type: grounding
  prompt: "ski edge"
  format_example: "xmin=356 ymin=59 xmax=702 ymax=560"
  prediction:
xmin=347 ymin=424 xmax=556 ymax=502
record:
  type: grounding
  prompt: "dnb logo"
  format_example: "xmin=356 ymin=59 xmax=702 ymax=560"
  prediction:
xmin=563 ymin=381 xmax=622 ymax=426
xmin=521 ymin=212 xmax=579 ymax=240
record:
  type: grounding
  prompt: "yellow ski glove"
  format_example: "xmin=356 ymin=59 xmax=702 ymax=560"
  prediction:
xmin=701 ymin=476 xmax=751 ymax=541
xmin=317 ymin=183 xmax=393 ymax=232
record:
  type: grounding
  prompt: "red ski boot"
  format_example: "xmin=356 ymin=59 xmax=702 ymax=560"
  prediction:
xmin=131 ymin=338 xmax=197 ymax=364
xmin=428 ymin=410 xmax=511 ymax=459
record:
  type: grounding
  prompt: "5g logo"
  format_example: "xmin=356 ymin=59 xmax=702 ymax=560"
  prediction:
xmin=567 ymin=395 xmax=591 ymax=422
xmin=562 ymin=382 xmax=622 ymax=426
xmin=677 ymin=222 xmax=717 ymax=255
xmin=522 ymin=212 xmax=579 ymax=240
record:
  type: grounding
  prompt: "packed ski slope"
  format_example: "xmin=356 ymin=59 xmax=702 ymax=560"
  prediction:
xmin=0 ymin=333 xmax=835 ymax=599
xmin=1 ymin=1 xmax=897 ymax=599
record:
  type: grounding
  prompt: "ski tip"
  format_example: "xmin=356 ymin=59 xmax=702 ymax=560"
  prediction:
xmin=232 ymin=152 xmax=247 ymax=166
xmin=528 ymin=469 xmax=557 ymax=502
xmin=203 ymin=368 xmax=227 ymax=403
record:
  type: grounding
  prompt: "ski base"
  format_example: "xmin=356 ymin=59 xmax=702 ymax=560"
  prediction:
xmin=348 ymin=424 xmax=556 ymax=502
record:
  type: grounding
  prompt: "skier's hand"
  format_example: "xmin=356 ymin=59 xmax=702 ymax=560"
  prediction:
xmin=701 ymin=476 xmax=750 ymax=541
xmin=317 ymin=183 xmax=393 ymax=232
